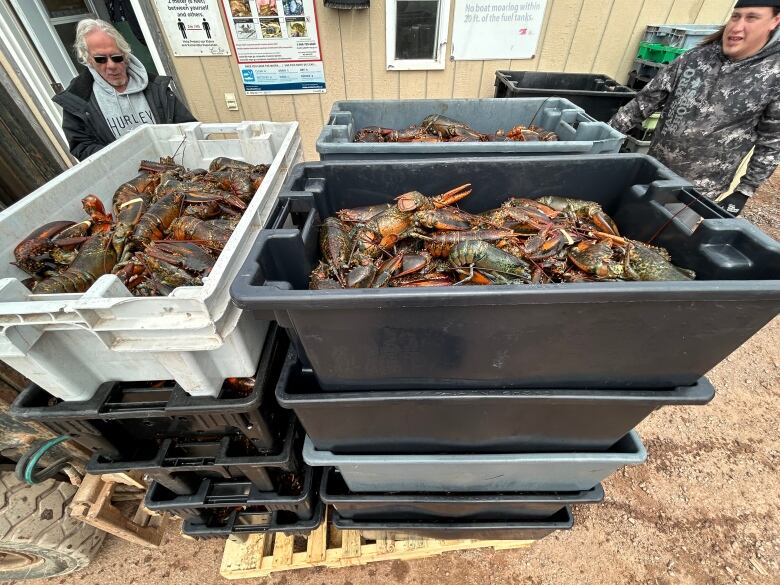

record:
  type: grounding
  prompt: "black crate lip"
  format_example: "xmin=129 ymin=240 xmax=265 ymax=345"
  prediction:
xmin=182 ymin=500 xmax=325 ymax=538
xmin=145 ymin=465 xmax=317 ymax=511
xmin=319 ymin=468 xmax=604 ymax=506
xmin=231 ymin=158 xmax=780 ymax=313
xmin=331 ymin=506 xmax=574 ymax=533
xmin=86 ymin=416 xmax=300 ymax=474
xmin=495 ymin=71 xmax=637 ymax=97
xmin=276 ymin=349 xmax=717 ymax=403
xmin=10 ymin=323 xmax=287 ymax=421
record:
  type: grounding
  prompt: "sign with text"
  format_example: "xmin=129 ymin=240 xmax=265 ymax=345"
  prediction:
xmin=220 ymin=0 xmax=325 ymax=95
xmin=153 ymin=0 xmax=231 ymax=56
xmin=451 ymin=0 xmax=548 ymax=60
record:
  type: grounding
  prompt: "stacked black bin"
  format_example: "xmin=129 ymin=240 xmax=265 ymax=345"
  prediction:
xmin=493 ymin=71 xmax=636 ymax=122
xmin=11 ymin=325 xmax=324 ymax=539
xmin=228 ymin=153 xmax=780 ymax=540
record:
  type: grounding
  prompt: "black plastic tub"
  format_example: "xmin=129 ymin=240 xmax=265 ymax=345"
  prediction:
xmin=182 ymin=500 xmax=325 ymax=539
xmin=230 ymin=155 xmax=780 ymax=390
xmin=145 ymin=465 xmax=318 ymax=522
xmin=494 ymin=71 xmax=636 ymax=122
xmin=331 ymin=507 xmax=573 ymax=540
xmin=277 ymin=351 xmax=714 ymax=453
xmin=320 ymin=468 xmax=602 ymax=522
xmin=10 ymin=324 xmax=290 ymax=457
xmin=86 ymin=418 xmax=302 ymax=495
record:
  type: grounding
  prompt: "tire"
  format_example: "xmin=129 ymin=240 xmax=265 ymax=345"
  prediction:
xmin=0 ymin=472 xmax=105 ymax=581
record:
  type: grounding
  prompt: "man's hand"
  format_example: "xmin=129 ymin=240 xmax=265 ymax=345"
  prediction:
xmin=719 ymin=191 xmax=749 ymax=216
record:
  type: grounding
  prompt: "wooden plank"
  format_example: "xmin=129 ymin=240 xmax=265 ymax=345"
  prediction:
xmin=305 ymin=514 xmax=328 ymax=562
xmin=615 ymin=0 xmax=675 ymax=83
xmin=69 ymin=475 xmax=165 ymax=548
xmin=340 ymin=9 xmax=372 ymax=100
xmin=375 ymin=534 xmax=395 ymax=554
xmin=317 ymin=1 xmax=347 ymax=121
xmin=564 ymin=0 xmax=614 ymax=73
xmin=221 ymin=534 xmax=266 ymax=575
xmin=696 ymin=0 xmax=735 ymax=24
xmin=592 ymin=0 xmax=644 ymax=79
xmin=271 ymin=533 xmax=295 ymax=567
xmin=399 ymin=71 xmax=428 ymax=99
xmin=341 ymin=530 xmax=362 ymax=558
xmin=220 ymin=507 xmax=537 ymax=580
xmin=538 ymin=0 xmax=585 ymax=72
xmin=100 ymin=471 xmax=145 ymax=489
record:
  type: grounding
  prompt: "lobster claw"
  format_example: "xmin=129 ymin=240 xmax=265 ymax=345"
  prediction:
xmin=394 ymin=252 xmax=432 ymax=278
xmin=395 ymin=184 xmax=472 ymax=213
xmin=145 ymin=241 xmax=215 ymax=276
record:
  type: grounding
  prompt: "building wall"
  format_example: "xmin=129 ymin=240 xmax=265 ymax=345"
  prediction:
xmin=159 ymin=0 xmax=736 ymax=160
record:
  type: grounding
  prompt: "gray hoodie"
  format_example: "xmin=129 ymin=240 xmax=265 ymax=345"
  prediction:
xmin=610 ymin=28 xmax=780 ymax=199
xmin=89 ymin=54 xmax=156 ymax=139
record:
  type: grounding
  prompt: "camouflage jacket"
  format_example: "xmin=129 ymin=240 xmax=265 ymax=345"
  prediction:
xmin=610 ymin=35 xmax=780 ymax=199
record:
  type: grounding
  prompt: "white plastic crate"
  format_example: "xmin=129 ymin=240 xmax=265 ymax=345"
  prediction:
xmin=0 ymin=121 xmax=301 ymax=399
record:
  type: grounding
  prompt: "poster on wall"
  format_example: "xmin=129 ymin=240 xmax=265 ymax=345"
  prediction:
xmin=451 ymin=0 xmax=548 ymax=60
xmin=153 ymin=0 xmax=231 ymax=56
xmin=220 ymin=0 xmax=326 ymax=95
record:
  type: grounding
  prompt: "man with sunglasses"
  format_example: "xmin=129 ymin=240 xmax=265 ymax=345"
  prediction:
xmin=53 ymin=19 xmax=195 ymax=160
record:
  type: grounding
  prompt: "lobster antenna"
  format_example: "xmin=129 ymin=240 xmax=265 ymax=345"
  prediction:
xmin=172 ymin=135 xmax=187 ymax=163
xmin=529 ymin=96 xmax=554 ymax=127
xmin=646 ymin=194 xmax=698 ymax=245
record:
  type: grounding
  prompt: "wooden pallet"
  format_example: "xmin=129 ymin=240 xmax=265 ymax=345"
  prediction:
xmin=220 ymin=507 xmax=535 ymax=580
xmin=69 ymin=472 xmax=168 ymax=547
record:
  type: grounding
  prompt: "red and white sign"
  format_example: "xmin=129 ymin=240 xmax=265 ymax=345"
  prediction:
xmin=451 ymin=0 xmax=548 ymax=61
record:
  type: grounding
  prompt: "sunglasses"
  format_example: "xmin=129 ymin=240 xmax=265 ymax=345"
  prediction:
xmin=92 ymin=54 xmax=124 ymax=64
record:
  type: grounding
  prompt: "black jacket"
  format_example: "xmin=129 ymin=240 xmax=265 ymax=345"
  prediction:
xmin=53 ymin=68 xmax=196 ymax=160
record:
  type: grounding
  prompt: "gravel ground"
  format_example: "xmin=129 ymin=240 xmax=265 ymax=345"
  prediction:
xmin=29 ymin=170 xmax=780 ymax=585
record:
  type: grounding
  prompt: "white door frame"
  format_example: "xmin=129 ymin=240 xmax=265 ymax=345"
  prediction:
xmin=0 ymin=1 xmax=68 ymax=148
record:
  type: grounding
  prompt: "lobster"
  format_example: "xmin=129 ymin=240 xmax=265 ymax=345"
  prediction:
xmin=32 ymin=232 xmax=117 ymax=294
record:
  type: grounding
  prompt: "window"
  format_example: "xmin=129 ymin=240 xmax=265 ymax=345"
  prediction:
xmin=386 ymin=0 xmax=450 ymax=70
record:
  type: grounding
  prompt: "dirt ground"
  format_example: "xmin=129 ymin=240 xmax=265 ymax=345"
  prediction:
xmin=30 ymin=172 xmax=780 ymax=585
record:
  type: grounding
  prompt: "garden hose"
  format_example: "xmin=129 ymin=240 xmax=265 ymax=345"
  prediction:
xmin=14 ymin=435 xmax=73 ymax=485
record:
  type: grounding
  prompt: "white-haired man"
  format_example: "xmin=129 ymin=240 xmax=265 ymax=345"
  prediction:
xmin=53 ymin=19 xmax=195 ymax=160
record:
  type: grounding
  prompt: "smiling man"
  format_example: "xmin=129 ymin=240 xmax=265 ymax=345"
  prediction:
xmin=610 ymin=1 xmax=780 ymax=215
xmin=53 ymin=19 xmax=195 ymax=161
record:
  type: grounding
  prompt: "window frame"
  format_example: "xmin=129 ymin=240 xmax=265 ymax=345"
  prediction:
xmin=386 ymin=0 xmax=451 ymax=71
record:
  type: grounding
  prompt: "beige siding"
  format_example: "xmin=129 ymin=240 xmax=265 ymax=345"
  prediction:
xmin=162 ymin=0 xmax=736 ymax=160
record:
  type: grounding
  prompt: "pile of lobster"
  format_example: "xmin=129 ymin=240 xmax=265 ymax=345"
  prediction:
xmin=353 ymin=114 xmax=559 ymax=143
xmin=310 ymin=185 xmax=695 ymax=289
xmin=13 ymin=156 xmax=268 ymax=296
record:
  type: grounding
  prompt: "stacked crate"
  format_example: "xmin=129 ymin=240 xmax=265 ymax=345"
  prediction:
xmin=629 ymin=24 xmax=719 ymax=90
xmin=12 ymin=326 xmax=323 ymax=539
xmin=220 ymin=101 xmax=780 ymax=540
xmin=9 ymin=99 xmax=780 ymax=544
xmin=493 ymin=71 xmax=636 ymax=123
xmin=4 ymin=120 xmax=318 ymax=539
